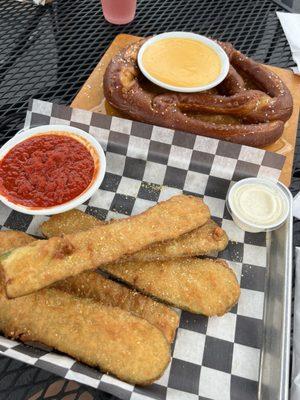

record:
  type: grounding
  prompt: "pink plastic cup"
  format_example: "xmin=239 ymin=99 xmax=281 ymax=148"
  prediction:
xmin=101 ymin=0 xmax=137 ymax=25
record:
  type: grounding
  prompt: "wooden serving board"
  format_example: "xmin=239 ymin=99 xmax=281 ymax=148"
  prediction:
xmin=71 ymin=34 xmax=300 ymax=186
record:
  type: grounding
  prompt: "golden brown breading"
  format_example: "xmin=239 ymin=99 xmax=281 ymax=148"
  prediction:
xmin=41 ymin=209 xmax=101 ymax=237
xmin=41 ymin=210 xmax=228 ymax=260
xmin=39 ymin=209 xmax=235 ymax=317
xmin=131 ymin=220 xmax=228 ymax=261
xmin=0 ymin=236 xmax=171 ymax=385
xmin=0 ymin=231 xmax=179 ymax=343
xmin=56 ymin=272 xmax=179 ymax=343
xmin=0 ymin=286 xmax=170 ymax=385
xmin=103 ymin=258 xmax=240 ymax=316
xmin=0 ymin=231 xmax=35 ymax=254
xmin=1 ymin=195 xmax=210 ymax=298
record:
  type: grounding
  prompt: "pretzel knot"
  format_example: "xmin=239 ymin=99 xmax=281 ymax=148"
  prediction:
xmin=104 ymin=39 xmax=293 ymax=147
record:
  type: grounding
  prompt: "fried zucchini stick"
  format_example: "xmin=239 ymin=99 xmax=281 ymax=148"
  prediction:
xmin=41 ymin=211 xmax=237 ymax=316
xmin=5 ymin=230 xmax=237 ymax=316
xmin=0 ymin=231 xmax=35 ymax=253
xmin=1 ymin=195 xmax=210 ymax=298
xmin=41 ymin=210 xmax=228 ymax=260
xmin=56 ymin=273 xmax=179 ymax=343
xmin=0 ymin=231 xmax=179 ymax=343
xmin=0 ymin=238 xmax=171 ymax=385
xmin=41 ymin=209 xmax=101 ymax=237
xmin=0 ymin=286 xmax=170 ymax=385
xmin=103 ymin=258 xmax=240 ymax=316
xmin=130 ymin=220 xmax=228 ymax=261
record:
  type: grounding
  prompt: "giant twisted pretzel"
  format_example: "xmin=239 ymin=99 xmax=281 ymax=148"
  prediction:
xmin=103 ymin=39 xmax=293 ymax=147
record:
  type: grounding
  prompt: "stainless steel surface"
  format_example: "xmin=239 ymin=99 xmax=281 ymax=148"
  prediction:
xmin=259 ymin=183 xmax=293 ymax=400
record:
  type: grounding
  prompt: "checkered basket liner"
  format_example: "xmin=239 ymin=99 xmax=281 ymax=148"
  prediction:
xmin=0 ymin=99 xmax=285 ymax=400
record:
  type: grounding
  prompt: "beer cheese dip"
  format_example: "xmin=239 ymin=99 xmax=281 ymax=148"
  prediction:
xmin=137 ymin=32 xmax=229 ymax=93
xmin=142 ymin=37 xmax=221 ymax=88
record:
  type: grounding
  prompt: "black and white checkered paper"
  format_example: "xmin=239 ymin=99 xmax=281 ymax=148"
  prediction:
xmin=0 ymin=99 xmax=285 ymax=400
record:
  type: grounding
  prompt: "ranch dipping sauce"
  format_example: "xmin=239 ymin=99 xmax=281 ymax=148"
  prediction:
xmin=141 ymin=37 xmax=221 ymax=88
xmin=227 ymin=178 xmax=289 ymax=233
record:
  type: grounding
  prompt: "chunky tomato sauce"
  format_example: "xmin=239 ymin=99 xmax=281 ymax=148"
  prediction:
xmin=0 ymin=134 xmax=95 ymax=208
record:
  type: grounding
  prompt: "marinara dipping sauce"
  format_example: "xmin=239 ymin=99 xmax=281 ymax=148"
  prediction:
xmin=0 ymin=132 xmax=97 ymax=208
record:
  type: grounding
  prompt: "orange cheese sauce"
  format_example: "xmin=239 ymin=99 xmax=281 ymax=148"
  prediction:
xmin=142 ymin=37 xmax=221 ymax=88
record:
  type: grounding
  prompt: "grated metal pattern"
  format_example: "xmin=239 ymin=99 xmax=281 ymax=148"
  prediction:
xmin=0 ymin=0 xmax=298 ymax=398
xmin=0 ymin=0 xmax=296 ymax=148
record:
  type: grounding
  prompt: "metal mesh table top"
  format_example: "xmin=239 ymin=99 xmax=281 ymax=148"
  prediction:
xmin=0 ymin=0 xmax=299 ymax=398
xmin=0 ymin=0 xmax=297 ymax=147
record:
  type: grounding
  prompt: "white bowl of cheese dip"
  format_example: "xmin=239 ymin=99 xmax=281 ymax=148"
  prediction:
xmin=137 ymin=32 xmax=230 ymax=93
xmin=226 ymin=177 xmax=290 ymax=233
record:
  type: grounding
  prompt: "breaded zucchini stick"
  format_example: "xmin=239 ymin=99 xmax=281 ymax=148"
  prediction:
xmin=7 ymin=228 xmax=235 ymax=316
xmin=0 ymin=231 xmax=179 ymax=343
xmin=56 ymin=273 xmax=179 ymax=343
xmin=0 ymin=286 xmax=170 ymax=385
xmin=0 ymin=231 xmax=35 ymax=254
xmin=1 ymin=195 xmax=210 ymax=298
xmin=130 ymin=220 xmax=228 ymax=261
xmin=103 ymin=258 xmax=240 ymax=316
xmin=41 ymin=211 xmax=237 ymax=316
xmin=41 ymin=209 xmax=101 ymax=237
xmin=41 ymin=210 xmax=228 ymax=260
xmin=0 ymin=238 xmax=170 ymax=385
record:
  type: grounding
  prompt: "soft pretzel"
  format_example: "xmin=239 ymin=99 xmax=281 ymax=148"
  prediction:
xmin=103 ymin=39 xmax=293 ymax=147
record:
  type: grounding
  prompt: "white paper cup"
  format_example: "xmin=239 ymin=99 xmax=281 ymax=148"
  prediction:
xmin=226 ymin=178 xmax=290 ymax=233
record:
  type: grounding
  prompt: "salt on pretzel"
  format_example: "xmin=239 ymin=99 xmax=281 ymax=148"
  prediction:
xmin=103 ymin=39 xmax=293 ymax=147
